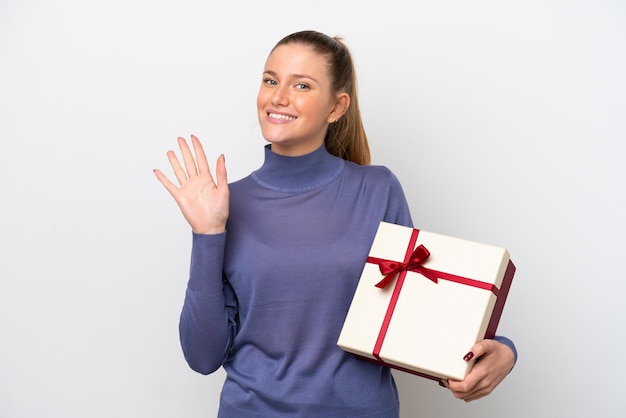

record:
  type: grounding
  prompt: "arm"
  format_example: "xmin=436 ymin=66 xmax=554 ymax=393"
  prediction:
xmin=179 ymin=232 xmax=238 ymax=374
xmin=154 ymin=135 xmax=233 ymax=374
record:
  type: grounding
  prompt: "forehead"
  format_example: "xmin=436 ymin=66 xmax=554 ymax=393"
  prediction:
xmin=264 ymin=43 xmax=330 ymax=79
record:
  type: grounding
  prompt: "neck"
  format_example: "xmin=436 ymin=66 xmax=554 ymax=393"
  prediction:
xmin=251 ymin=144 xmax=344 ymax=193
xmin=267 ymin=138 xmax=325 ymax=157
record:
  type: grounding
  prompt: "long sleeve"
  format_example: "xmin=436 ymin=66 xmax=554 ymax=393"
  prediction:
xmin=493 ymin=335 xmax=518 ymax=365
xmin=179 ymin=232 xmax=238 ymax=374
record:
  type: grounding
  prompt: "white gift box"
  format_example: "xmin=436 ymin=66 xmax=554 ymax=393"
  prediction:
xmin=337 ymin=221 xmax=515 ymax=381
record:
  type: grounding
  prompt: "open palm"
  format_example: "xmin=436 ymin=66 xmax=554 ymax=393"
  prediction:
xmin=154 ymin=135 xmax=229 ymax=234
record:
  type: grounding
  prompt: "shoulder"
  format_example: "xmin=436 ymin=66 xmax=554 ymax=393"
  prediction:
xmin=344 ymin=161 xmax=413 ymax=226
xmin=343 ymin=161 xmax=403 ymax=188
xmin=227 ymin=174 xmax=255 ymax=193
xmin=344 ymin=160 xmax=392 ymax=175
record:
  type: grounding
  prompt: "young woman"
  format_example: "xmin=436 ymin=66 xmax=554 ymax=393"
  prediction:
xmin=154 ymin=30 xmax=517 ymax=417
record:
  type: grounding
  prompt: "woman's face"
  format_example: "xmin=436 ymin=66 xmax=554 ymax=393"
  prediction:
xmin=257 ymin=43 xmax=346 ymax=156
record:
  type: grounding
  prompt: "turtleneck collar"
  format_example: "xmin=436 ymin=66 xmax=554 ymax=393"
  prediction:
xmin=251 ymin=144 xmax=344 ymax=193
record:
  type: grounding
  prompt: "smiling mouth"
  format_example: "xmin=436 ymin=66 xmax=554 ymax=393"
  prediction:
xmin=268 ymin=112 xmax=297 ymax=121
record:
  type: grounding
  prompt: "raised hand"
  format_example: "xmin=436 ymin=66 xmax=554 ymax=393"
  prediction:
xmin=154 ymin=135 xmax=229 ymax=234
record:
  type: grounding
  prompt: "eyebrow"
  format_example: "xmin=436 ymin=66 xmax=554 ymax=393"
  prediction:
xmin=263 ymin=70 xmax=319 ymax=84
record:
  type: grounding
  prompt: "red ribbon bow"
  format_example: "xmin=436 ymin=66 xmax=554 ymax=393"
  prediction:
xmin=373 ymin=244 xmax=440 ymax=288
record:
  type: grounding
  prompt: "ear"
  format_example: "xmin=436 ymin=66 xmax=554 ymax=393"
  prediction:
xmin=327 ymin=92 xmax=350 ymax=123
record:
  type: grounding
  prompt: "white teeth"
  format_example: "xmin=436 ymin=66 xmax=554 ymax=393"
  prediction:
xmin=269 ymin=113 xmax=296 ymax=121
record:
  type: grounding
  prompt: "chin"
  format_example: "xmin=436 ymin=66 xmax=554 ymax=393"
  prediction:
xmin=260 ymin=128 xmax=288 ymax=145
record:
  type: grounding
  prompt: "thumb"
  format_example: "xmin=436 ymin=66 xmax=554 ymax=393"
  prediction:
xmin=215 ymin=154 xmax=228 ymax=188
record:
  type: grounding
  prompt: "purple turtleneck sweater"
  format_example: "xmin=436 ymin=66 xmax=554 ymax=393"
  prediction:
xmin=179 ymin=144 xmax=516 ymax=417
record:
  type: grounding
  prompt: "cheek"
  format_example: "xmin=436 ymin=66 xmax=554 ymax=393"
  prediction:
xmin=292 ymin=97 xmax=320 ymax=115
xmin=256 ymin=94 xmax=265 ymax=124
xmin=257 ymin=87 xmax=270 ymax=109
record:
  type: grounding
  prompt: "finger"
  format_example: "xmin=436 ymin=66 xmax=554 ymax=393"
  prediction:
xmin=215 ymin=154 xmax=228 ymax=188
xmin=459 ymin=384 xmax=492 ymax=402
xmin=447 ymin=376 xmax=475 ymax=396
xmin=166 ymin=149 xmax=189 ymax=185
xmin=153 ymin=168 xmax=179 ymax=198
xmin=463 ymin=390 xmax=489 ymax=402
xmin=191 ymin=135 xmax=212 ymax=179
xmin=449 ymin=356 xmax=495 ymax=401
xmin=178 ymin=136 xmax=199 ymax=178
xmin=449 ymin=383 xmax=481 ymax=402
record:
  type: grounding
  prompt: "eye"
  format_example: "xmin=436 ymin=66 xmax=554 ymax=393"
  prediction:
xmin=295 ymin=82 xmax=310 ymax=90
xmin=263 ymin=78 xmax=277 ymax=86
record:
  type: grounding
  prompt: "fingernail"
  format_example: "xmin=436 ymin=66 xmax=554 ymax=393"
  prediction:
xmin=463 ymin=351 xmax=474 ymax=361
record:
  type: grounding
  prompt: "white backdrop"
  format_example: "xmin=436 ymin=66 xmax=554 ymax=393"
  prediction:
xmin=1 ymin=1 xmax=624 ymax=417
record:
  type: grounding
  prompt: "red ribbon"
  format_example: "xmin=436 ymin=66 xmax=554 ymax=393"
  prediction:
xmin=366 ymin=246 xmax=500 ymax=295
xmin=366 ymin=227 xmax=500 ymax=362
xmin=368 ymin=244 xmax=439 ymax=288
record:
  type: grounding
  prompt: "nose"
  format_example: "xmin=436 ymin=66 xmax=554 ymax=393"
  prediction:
xmin=271 ymin=84 xmax=289 ymax=106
